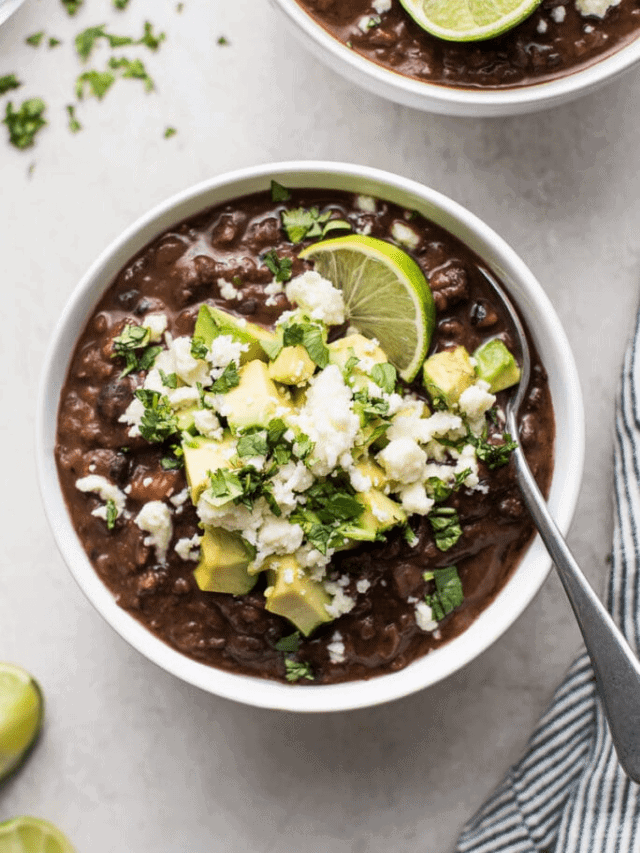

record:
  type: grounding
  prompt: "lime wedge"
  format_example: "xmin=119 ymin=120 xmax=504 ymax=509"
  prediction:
xmin=398 ymin=0 xmax=542 ymax=42
xmin=0 ymin=817 xmax=75 ymax=853
xmin=299 ymin=234 xmax=435 ymax=382
xmin=0 ymin=664 xmax=44 ymax=784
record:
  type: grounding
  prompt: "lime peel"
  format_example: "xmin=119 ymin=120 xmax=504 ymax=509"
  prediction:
xmin=0 ymin=664 xmax=44 ymax=785
xmin=398 ymin=0 xmax=543 ymax=42
xmin=0 ymin=817 xmax=76 ymax=853
xmin=299 ymin=234 xmax=435 ymax=382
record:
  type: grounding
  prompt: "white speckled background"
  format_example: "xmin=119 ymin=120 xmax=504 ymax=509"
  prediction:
xmin=1 ymin=0 xmax=639 ymax=850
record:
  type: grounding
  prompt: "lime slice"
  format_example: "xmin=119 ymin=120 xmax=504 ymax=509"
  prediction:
xmin=0 ymin=817 xmax=75 ymax=853
xmin=299 ymin=234 xmax=435 ymax=382
xmin=0 ymin=664 xmax=44 ymax=784
xmin=398 ymin=0 xmax=542 ymax=42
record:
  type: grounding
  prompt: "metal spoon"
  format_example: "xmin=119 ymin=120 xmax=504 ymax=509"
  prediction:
xmin=481 ymin=268 xmax=640 ymax=783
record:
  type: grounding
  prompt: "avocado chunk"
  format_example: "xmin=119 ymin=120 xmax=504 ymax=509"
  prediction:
xmin=193 ymin=527 xmax=257 ymax=595
xmin=223 ymin=359 xmax=293 ymax=432
xmin=194 ymin=304 xmax=278 ymax=364
xmin=341 ymin=488 xmax=406 ymax=541
xmin=267 ymin=345 xmax=316 ymax=385
xmin=422 ymin=346 xmax=476 ymax=408
xmin=264 ymin=554 xmax=333 ymax=636
xmin=328 ymin=333 xmax=388 ymax=370
xmin=473 ymin=339 xmax=521 ymax=393
xmin=352 ymin=457 xmax=386 ymax=490
xmin=183 ymin=431 xmax=237 ymax=502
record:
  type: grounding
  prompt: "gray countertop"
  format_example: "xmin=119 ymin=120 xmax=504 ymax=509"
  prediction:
xmin=1 ymin=1 xmax=638 ymax=850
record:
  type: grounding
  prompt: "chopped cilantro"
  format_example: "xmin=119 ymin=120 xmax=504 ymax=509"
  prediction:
xmin=294 ymin=433 xmax=314 ymax=461
xmin=404 ymin=526 xmax=419 ymax=546
xmin=106 ymin=498 xmax=118 ymax=530
xmin=211 ymin=362 xmax=240 ymax=393
xmin=207 ymin=468 xmax=244 ymax=505
xmin=281 ymin=322 xmax=329 ymax=368
xmin=190 ymin=337 xmax=208 ymax=360
xmin=263 ymin=250 xmax=292 ymax=283
xmin=3 ymin=99 xmax=47 ymax=149
xmin=66 ymin=104 xmax=82 ymax=133
xmin=112 ymin=323 xmax=158 ymax=376
xmin=352 ymin=389 xmax=389 ymax=425
xmin=26 ymin=31 xmax=45 ymax=47
xmin=159 ymin=370 xmax=178 ymax=389
xmin=237 ymin=431 xmax=269 ymax=459
xmin=113 ymin=0 xmax=131 ymax=8
xmin=0 ymin=75 xmax=21 ymax=96
xmin=425 ymin=565 xmax=464 ymax=621
xmin=134 ymin=390 xmax=178 ymax=443
xmin=138 ymin=21 xmax=166 ymax=50
xmin=161 ymin=446 xmax=184 ymax=470
xmin=217 ymin=35 xmax=230 ymax=46
xmin=49 ymin=37 xmax=62 ymax=48
xmin=275 ymin=631 xmax=301 ymax=653
xmin=370 ymin=362 xmax=397 ymax=394
xmin=75 ymin=25 xmax=108 ymax=61
xmin=108 ymin=57 xmax=155 ymax=92
xmin=76 ymin=70 xmax=116 ymax=100
xmin=284 ymin=658 xmax=314 ymax=683
xmin=428 ymin=506 xmax=462 ymax=551
xmin=61 ymin=0 xmax=83 ymax=13
xmin=164 ymin=126 xmax=177 ymax=139
xmin=271 ymin=180 xmax=291 ymax=203
xmin=471 ymin=432 xmax=517 ymax=470
xmin=281 ymin=206 xmax=332 ymax=243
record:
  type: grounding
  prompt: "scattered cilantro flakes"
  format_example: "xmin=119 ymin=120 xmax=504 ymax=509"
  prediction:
xmin=217 ymin=35 xmax=230 ymax=46
xmin=271 ymin=180 xmax=291 ymax=203
xmin=176 ymin=2 xmax=184 ymax=11
xmin=62 ymin=0 xmax=84 ymax=14
xmin=281 ymin=321 xmax=329 ymax=368
xmin=211 ymin=362 xmax=240 ymax=393
xmin=113 ymin=0 xmax=131 ymax=8
xmin=190 ymin=337 xmax=208 ymax=360
xmin=75 ymin=25 xmax=107 ymax=60
xmin=0 ymin=75 xmax=21 ymax=96
xmin=275 ymin=631 xmax=301 ymax=653
xmin=425 ymin=566 xmax=464 ymax=621
xmin=237 ymin=431 xmax=269 ymax=459
xmin=66 ymin=104 xmax=82 ymax=133
xmin=285 ymin=659 xmax=314 ymax=683
xmin=471 ymin=432 xmax=517 ymax=469
xmin=112 ymin=324 xmax=159 ymax=376
xmin=49 ymin=37 xmax=62 ymax=48
xmin=26 ymin=32 xmax=45 ymax=47
xmin=134 ymin=390 xmax=179 ymax=444
xmin=76 ymin=69 xmax=116 ymax=100
xmin=370 ymin=362 xmax=397 ymax=394
xmin=139 ymin=21 xmax=166 ymax=50
xmin=281 ymin=207 xmax=332 ymax=243
xmin=106 ymin=498 xmax=118 ymax=530
xmin=3 ymin=99 xmax=47 ymax=150
xmin=428 ymin=506 xmax=462 ymax=552
xmin=164 ymin=126 xmax=177 ymax=139
xmin=108 ymin=57 xmax=155 ymax=92
xmin=263 ymin=250 xmax=292 ymax=283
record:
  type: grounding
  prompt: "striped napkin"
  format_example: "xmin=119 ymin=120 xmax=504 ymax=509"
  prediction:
xmin=456 ymin=310 xmax=640 ymax=853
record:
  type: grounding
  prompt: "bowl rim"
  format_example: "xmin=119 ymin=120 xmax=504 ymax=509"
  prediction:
xmin=36 ymin=160 xmax=585 ymax=713
xmin=270 ymin=0 xmax=640 ymax=115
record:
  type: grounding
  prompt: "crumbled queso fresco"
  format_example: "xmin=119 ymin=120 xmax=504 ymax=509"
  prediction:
xmin=75 ymin=268 xmax=501 ymax=637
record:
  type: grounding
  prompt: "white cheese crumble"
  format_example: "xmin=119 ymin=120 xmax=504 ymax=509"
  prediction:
xmin=575 ymin=0 xmax=619 ymax=16
xmin=356 ymin=194 xmax=376 ymax=212
xmin=218 ymin=278 xmax=240 ymax=300
xmin=135 ymin=501 xmax=173 ymax=563
xmin=398 ymin=482 xmax=434 ymax=516
xmin=327 ymin=632 xmax=347 ymax=664
xmin=207 ymin=334 xmax=247 ymax=370
xmin=551 ymin=5 xmax=566 ymax=21
xmin=144 ymin=313 xmax=168 ymax=342
xmin=391 ymin=221 xmax=420 ymax=251
xmin=458 ymin=380 xmax=496 ymax=424
xmin=414 ymin=601 xmax=438 ymax=632
xmin=285 ymin=271 xmax=346 ymax=326
xmin=378 ymin=438 xmax=427 ymax=485
xmin=372 ymin=0 xmax=392 ymax=12
xmin=175 ymin=534 xmax=201 ymax=562
xmin=193 ymin=409 xmax=223 ymax=440
xmin=75 ymin=475 xmax=126 ymax=520
xmin=324 ymin=580 xmax=356 ymax=619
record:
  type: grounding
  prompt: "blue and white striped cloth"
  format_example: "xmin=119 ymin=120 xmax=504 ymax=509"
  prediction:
xmin=456 ymin=309 xmax=640 ymax=852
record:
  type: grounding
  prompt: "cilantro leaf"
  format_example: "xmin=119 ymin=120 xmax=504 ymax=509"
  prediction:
xmin=190 ymin=336 xmax=208 ymax=360
xmin=76 ymin=70 xmax=116 ymax=100
xmin=3 ymin=99 xmax=46 ymax=149
xmin=112 ymin=323 xmax=153 ymax=376
xmin=237 ymin=431 xmax=269 ymax=459
xmin=106 ymin=498 xmax=118 ymax=530
xmin=284 ymin=658 xmax=314 ymax=682
xmin=49 ymin=37 xmax=62 ymax=48
xmin=425 ymin=565 xmax=464 ymax=621
xmin=270 ymin=180 xmax=291 ymax=203
xmin=471 ymin=432 xmax=517 ymax=470
xmin=211 ymin=362 xmax=240 ymax=393
xmin=61 ymin=0 xmax=83 ymax=13
xmin=263 ymin=250 xmax=293 ymax=283
xmin=282 ymin=322 xmax=328 ymax=368
xmin=108 ymin=57 xmax=154 ymax=92
xmin=294 ymin=433 xmax=314 ymax=461
xmin=26 ymin=31 xmax=45 ymax=47
xmin=113 ymin=0 xmax=131 ymax=8
xmin=159 ymin=370 xmax=178 ymax=389
xmin=281 ymin=207 xmax=331 ymax=243
xmin=207 ymin=468 xmax=244 ymax=505
xmin=164 ymin=126 xmax=177 ymax=139
xmin=134 ymin=390 xmax=179 ymax=444
xmin=428 ymin=506 xmax=462 ymax=551
xmin=0 ymin=75 xmax=21 ymax=96
xmin=370 ymin=363 xmax=397 ymax=394
xmin=138 ymin=21 xmax=166 ymax=50
xmin=275 ymin=631 xmax=301 ymax=653
xmin=217 ymin=35 xmax=230 ymax=46
xmin=66 ymin=104 xmax=82 ymax=133
xmin=75 ymin=26 xmax=108 ymax=61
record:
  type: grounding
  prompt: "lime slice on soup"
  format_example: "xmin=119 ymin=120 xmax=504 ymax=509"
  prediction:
xmin=398 ymin=0 xmax=542 ymax=42
xmin=0 ymin=817 xmax=75 ymax=853
xmin=299 ymin=234 xmax=435 ymax=382
xmin=0 ymin=664 xmax=44 ymax=784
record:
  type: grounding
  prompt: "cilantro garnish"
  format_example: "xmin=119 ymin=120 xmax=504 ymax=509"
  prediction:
xmin=134 ymin=390 xmax=179 ymax=443
xmin=285 ymin=658 xmax=314 ymax=682
xmin=161 ymin=446 xmax=184 ymax=470
xmin=217 ymin=35 xmax=230 ymax=46
xmin=263 ymin=250 xmax=292 ymax=283
xmin=3 ymin=99 xmax=47 ymax=149
xmin=211 ymin=362 xmax=240 ymax=393
xmin=428 ymin=505 xmax=462 ymax=551
xmin=26 ymin=32 xmax=45 ymax=47
xmin=159 ymin=370 xmax=178 ymax=389
xmin=281 ymin=322 xmax=329 ymax=368
xmin=424 ymin=565 xmax=464 ymax=621
xmin=164 ymin=126 xmax=177 ymax=139
xmin=370 ymin=363 xmax=397 ymax=395
xmin=471 ymin=432 xmax=517 ymax=470
xmin=294 ymin=433 xmax=314 ymax=461
xmin=352 ymin=389 xmax=389 ymax=425
xmin=76 ymin=70 xmax=115 ymax=100
xmin=108 ymin=57 xmax=155 ymax=92
xmin=114 ymin=0 xmax=131 ymax=8
xmin=75 ymin=26 xmax=110 ymax=61
xmin=275 ymin=631 xmax=301 ymax=653
xmin=49 ymin=37 xmax=62 ymax=48
xmin=106 ymin=498 xmax=118 ymax=530
xmin=281 ymin=207 xmax=332 ymax=243
xmin=0 ymin=75 xmax=21 ymax=96
xmin=190 ymin=337 xmax=208 ymax=360
xmin=270 ymin=180 xmax=291 ymax=203
xmin=112 ymin=323 xmax=160 ymax=376
xmin=138 ymin=21 xmax=166 ymax=50
xmin=66 ymin=104 xmax=82 ymax=133
xmin=236 ymin=431 xmax=269 ymax=459
xmin=61 ymin=0 xmax=83 ymax=13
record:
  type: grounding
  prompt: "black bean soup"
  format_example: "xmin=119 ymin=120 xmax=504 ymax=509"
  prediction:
xmin=296 ymin=0 xmax=640 ymax=89
xmin=55 ymin=188 xmax=555 ymax=685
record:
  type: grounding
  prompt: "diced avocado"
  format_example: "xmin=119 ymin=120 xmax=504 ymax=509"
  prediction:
xmin=341 ymin=488 xmax=406 ymax=541
xmin=194 ymin=304 xmax=278 ymax=364
xmin=176 ymin=405 xmax=198 ymax=433
xmin=353 ymin=457 xmax=386 ymax=490
xmin=422 ymin=346 xmax=476 ymax=408
xmin=223 ymin=359 xmax=293 ymax=433
xmin=267 ymin=345 xmax=316 ymax=386
xmin=182 ymin=431 xmax=237 ymax=502
xmin=193 ymin=527 xmax=257 ymax=595
xmin=328 ymin=333 xmax=388 ymax=370
xmin=473 ymin=339 xmax=521 ymax=393
xmin=264 ymin=554 xmax=333 ymax=636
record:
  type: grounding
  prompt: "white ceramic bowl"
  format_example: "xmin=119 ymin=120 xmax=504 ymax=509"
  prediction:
xmin=0 ymin=0 xmax=27 ymax=26
xmin=270 ymin=0 xmax=640 ymax=116
xmin=36 ymin=161 xmax=584 ymax=712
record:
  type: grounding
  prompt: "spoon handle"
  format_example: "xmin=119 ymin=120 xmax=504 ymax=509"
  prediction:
xmin=511 ymin=439 xmax=640 ymax=782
